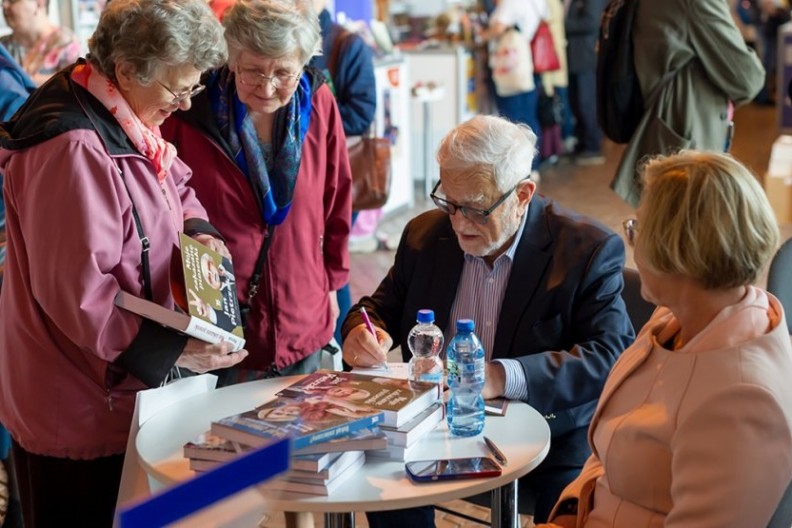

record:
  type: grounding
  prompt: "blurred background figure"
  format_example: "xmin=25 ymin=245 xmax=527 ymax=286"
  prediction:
xmin=538 ymin=150 xmax=792 ymax=528
xmin=537 ymin=0 xmax=570 ymax=167
xmin=611 ymin=0 xmax=764 ymax=207
xmin=0 ymin=0 xmax=81 ymax=85
xmin=564 ymin=0 xmax=607 ymax=165
xmin=478 ymin=0 xmax=547 ymax=176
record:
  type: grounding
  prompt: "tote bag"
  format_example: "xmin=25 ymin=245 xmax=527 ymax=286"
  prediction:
xmin=490 ymin=27 xmax=535 ymax=97
xmin=531 ymin=21 xmax=561 ymax=74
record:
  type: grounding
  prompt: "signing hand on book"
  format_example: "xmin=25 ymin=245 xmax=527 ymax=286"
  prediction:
xmin=176 ymin=339 xmax=248 ymax=373
xmin=343 ymin=324 xmax=392 ymax=368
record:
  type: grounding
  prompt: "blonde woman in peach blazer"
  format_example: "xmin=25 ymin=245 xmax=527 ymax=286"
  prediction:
xmin=539 ymin=150 xmax=792 ymax=528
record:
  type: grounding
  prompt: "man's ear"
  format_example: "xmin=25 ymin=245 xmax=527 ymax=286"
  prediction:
xmin=515 ymin=178 xmax=537 ymax=212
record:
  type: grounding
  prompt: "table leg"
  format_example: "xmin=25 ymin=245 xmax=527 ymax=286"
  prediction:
xmin=490 ymin=480 xmax=519 ymax=528
xmin=324 ymin=512 xmax=355 ymax=528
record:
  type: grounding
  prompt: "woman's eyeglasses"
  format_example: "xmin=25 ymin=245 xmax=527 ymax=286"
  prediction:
xmin=430 ymin=181 xmax=522 ymax=225
xmin=622 ymin=218 xmax=638 ymax=247
xmin=156 ymin=80 xmax=205 ymax=106
xmin=236 ymin=67 xmax=301 ymax=90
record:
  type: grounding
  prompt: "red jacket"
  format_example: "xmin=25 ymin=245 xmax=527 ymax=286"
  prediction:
xmin=162 ymin=79 xmax=351 ymax=371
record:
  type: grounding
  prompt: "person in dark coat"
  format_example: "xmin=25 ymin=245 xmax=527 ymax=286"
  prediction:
xmin=564 ymin=0 xmax=608 ymax=164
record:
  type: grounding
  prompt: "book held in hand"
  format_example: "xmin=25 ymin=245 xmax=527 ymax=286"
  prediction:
xmin=114 ymin=233 xmax=245 ymax=351
xmin=278 ymin=370 xmax=442 ymax=427
xmin=211 ymin=392 xmax=384 ymax=450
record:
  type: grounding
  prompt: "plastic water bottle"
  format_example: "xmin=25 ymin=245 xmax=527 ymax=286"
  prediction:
xmin=407 ymin=309 xmax=444 ymax=384
xmin=446 ymin=319 xmax=485 ymax=437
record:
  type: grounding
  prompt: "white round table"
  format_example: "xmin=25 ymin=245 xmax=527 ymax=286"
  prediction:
xmin=136 ymin=376 xmax=551 ymax=528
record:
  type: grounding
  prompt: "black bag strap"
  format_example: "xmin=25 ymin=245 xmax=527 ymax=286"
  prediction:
xmin=248 ymin=223 xmax=275 ymax=300
xmin=115 ymin=163 xmax=153 ymax=302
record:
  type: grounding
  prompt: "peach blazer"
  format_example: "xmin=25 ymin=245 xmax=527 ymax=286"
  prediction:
xmin=550 ymin=286 xmax=792 ymax=528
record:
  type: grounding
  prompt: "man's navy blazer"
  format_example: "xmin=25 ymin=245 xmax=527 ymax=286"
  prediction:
xmin=344 ymin=194 xmax=635 ymax=469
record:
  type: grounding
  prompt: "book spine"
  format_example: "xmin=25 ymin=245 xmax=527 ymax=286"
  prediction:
xmin=185 ymin=318 xmax=245 ymax=351
xmin=291 ymin=412 xmax=384 ymax=450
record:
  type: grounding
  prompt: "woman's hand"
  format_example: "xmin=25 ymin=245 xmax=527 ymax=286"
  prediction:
xmin=329 ymin=291 xmax=340 ymax=325
xmin=175 ymin=339 xmax=248 ymax=373
xmin=193 ymin=233 xmax=231 ymax=259
xmin=343 ymin=324 xmax=392 ymax=368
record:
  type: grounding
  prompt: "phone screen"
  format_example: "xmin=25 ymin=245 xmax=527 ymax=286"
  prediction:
xmin=405 ymin=457 xmax=502 ymax=482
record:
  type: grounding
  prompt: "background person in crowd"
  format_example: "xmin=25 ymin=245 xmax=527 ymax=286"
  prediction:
xmin=0 ymin=0 xmax=247 ymax=524
xmin=537 ymin=0 xmax=571 ymax=166
xmin=342 ymin=115 xmax=634 ymax=527
xmin=0 ymin=0 xmax=81 ymax=85
xmin=478 ymin=0 xmax=547 ymax=175
xmin=564 ymin=0 xmax=608 ymax=165
xmin=309 ymin=0 xmax=376 ymax=346
xmin=161 ymin=0 xmax=352 ymax=384
xmin=611 ymin=0 xmax=764 ymax=207
xmin=538 ymin=150 xmax=792 ymax=528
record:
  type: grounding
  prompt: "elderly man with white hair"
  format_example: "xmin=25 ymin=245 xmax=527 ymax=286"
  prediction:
xmin=342 ymin=115 xmax=634 ymax=526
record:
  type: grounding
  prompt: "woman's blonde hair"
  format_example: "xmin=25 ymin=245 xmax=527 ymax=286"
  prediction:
xmin=637 ymin=150 xmax=779 ymax=289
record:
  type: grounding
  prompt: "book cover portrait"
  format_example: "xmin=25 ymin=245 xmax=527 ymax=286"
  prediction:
xmin=175 ymin=233 xmax=244 ymax=339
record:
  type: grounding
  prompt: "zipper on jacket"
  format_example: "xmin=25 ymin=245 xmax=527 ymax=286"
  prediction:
xmin=106 ymin=389 xmax=114 ymax=411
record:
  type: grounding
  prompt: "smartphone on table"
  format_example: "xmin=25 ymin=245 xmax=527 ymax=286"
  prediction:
xmin=405 ymin=457 xmax=502 ymax=482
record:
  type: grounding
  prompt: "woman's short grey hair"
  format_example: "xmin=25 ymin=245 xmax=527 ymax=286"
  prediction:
xmin=88 ymin=0 xmax=227 ymax=85
xmin=436 ymin=115 xmax=538 ymax=192
xmin=223 ymin=0 xmax=321 ymax=67
xmin=638 ymin=150 xmax=779 ymax=289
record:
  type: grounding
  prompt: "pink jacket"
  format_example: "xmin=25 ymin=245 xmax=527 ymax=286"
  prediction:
xmin=161 ymin=77 xmax=352 ymax=371
xmin=0 ymin=70 xmax=212 ymax=458
xmin=548 ymin=287 xmax=792 ymax=527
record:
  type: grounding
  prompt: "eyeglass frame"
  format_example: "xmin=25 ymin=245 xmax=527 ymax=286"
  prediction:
xmin=235 ymin=66 xmax=302 ymax=90
xmin=156 ymin=80 xmax=205 ymax=106
xmin=429 ymin=179 xmax=525 ymax=225
xmin=622 ymin=218 xmax=638 ymax=247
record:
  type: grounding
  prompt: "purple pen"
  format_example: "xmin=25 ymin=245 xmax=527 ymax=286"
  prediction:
xmin=359 ymin=307 xmax=389 ymax=370
xmin=359 ymin=306 xmax=377 ymax=337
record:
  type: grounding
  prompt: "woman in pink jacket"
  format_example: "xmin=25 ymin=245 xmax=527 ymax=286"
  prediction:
xmin=0 ymin=0 xmax=247 ymax=525
xmin=539 ymin=151 xmax=792 ymax=527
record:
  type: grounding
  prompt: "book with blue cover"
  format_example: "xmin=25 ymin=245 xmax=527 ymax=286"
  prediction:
xmin=210 ymin=393 xmax=384 ymax=450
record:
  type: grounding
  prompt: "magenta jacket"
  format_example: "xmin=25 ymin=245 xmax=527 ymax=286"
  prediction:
xmin=161 ymin=69 xmax=352 ymax=371
xmin=0 ymin=65 xmax=220 ymax=458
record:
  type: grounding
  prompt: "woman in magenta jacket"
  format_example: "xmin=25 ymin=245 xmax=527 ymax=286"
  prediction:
xmin=161 ymin=0 xmax=352 ymax=383
xmin=0 ymin=0 xmax=248 ymax=524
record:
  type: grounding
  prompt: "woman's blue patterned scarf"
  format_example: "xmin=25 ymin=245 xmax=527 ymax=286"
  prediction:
xmin=208 ymin=66 xmax=312 ymax=225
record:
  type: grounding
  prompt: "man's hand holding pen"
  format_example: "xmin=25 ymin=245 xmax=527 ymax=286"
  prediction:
xmin=343 ymin=319 xmax=393 ymax=368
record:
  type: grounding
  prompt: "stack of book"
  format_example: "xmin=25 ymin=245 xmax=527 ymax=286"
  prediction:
xmin=276 ymin=370 xmax=444 ymax=462
xmin=184 ymin=370 xmax=444 ymax=494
